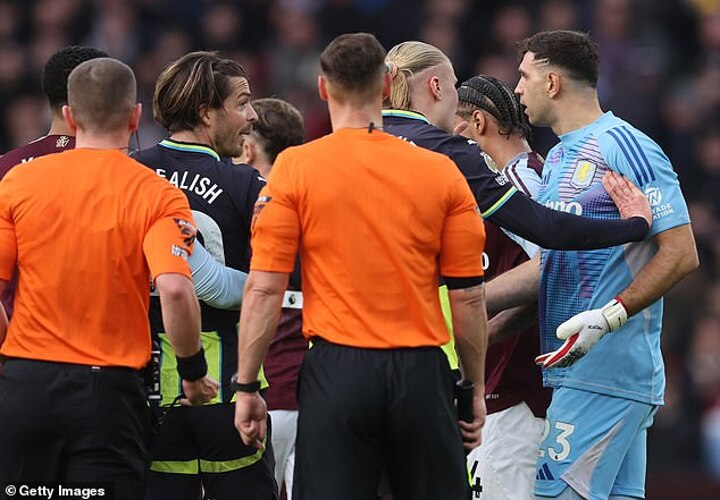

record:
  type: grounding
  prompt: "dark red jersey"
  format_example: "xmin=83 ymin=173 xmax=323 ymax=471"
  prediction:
xmin=0 ymin=135 xmax=74 ymax=179
xmin=264 ymin=262 xmax=308 ymax=410
xmin=0 ymin=135 xmax=75 ymax=317
xmin=483 ymin=152 xmax=552 ymax=417
xmin=264 ymin=307 xmax=307 ymax=410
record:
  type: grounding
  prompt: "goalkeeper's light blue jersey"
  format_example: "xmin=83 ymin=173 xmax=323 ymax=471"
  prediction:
xmin=537 ymin=111 xmax=690 ymax=405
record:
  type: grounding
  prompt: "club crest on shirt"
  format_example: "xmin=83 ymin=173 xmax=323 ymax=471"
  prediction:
xmin=570 ymin=159 xmax=596 ymax=189
xmin=56 ymin=135 xmax=70 ymax=149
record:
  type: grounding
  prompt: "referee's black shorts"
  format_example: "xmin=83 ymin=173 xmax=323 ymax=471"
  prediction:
xmin=0 ymin=358 xmax=151 ymax=499
xmin=293 ymin=339 xmax=470 ymax=500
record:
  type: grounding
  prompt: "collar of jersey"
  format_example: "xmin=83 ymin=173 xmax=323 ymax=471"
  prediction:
xmin=159 ymin=139 xmax=220 ymax=161
xmin=382 ymin=109 xmax=431 ymax=124
xmin=558 ymin=111 xmax=616 ymax=147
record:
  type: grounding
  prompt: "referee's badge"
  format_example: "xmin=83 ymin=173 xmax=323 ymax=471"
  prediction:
xmin=570 ymin=160 xmax=596 ymax=189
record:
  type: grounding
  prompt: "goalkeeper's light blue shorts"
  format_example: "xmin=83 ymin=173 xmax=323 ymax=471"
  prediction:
xmin=535 ymin=386 xmax=658 ymax=500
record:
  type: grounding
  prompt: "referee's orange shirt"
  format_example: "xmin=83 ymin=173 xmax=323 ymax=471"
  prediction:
xmin=0 ymin=149 xmax=194 ymax=369
xmin=251 ymin=128 xmax=486 ymax=349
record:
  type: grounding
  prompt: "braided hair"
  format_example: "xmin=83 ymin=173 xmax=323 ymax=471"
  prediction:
xmin=457 ymin=75 xmax=531 ymax=141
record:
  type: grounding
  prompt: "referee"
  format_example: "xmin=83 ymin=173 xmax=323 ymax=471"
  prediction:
xmin=234 ymin=33 xmax=488 ymax=500
xmin=0 ymin=58 xmax=216 ymax=498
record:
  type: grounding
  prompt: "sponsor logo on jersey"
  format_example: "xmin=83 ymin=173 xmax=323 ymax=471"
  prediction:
xmin=545 ymin=200 xmax=583 ymax=215
xmin=570 ymin=160 xmax=596 ymax=189
xmin=644 ymin=186 xmax=662 ymax=206
xmin=644 ymin=186 xmax=674 ymax=220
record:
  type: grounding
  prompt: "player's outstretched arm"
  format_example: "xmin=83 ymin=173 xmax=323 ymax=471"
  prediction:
xmin=537 ymin=223 xmax=699 ymax=368
xmin=235 ymin=270 xmax=288 ymax=450
xmin=449 ymin=283 xmax=488 ymax=451
xmin=189 ymin=240 xmax=247 ymax=310
xmin=487 ymin=302 xmax=538 ymax=345
xmin=488 ymin=171 xmax=651 ymax=250
xmin=486 ymin=255 xmax=540 ymax=316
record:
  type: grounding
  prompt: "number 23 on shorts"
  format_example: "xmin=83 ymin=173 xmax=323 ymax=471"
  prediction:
xmin=538 ymin=419 xmax=576 ymax=462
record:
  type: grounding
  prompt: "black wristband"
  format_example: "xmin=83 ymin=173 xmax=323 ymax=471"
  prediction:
xmin=230 ymin=373 xmax=261 ymax=393
xmin=443 ymin=275 xmax=485 ymax=290
xmin=176 ymin=347 xmax=207 ymax=381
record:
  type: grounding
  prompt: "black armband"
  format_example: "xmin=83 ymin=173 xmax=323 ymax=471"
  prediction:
xmin=176 ymin=347 xmax=207 ymax=381
xmin=443 ymin=276 xmax=484 ymax=290
xmin=488 ymin=193 xmax=650 ymax=250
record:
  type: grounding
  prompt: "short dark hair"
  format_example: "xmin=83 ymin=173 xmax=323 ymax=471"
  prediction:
xmin=517 ymin=30 xmax=600 ymax=87
xmin=250 ymin=98 xmax=304 ymax=164
xmin=458 ymin=75 xmax=531 ymax=141
xmin=41 ymin=46 xmax=108 ymax=111
xmin=67 ymin=58 xmax=136 ymax=133
xmin=153 ymin=51 xmax=248 ymax=133
xmin=320 ymin=33 xmax=386 ymax=97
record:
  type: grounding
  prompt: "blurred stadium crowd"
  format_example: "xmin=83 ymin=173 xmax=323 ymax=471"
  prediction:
xmin=0 ymin=0 xmax=718 ymax=494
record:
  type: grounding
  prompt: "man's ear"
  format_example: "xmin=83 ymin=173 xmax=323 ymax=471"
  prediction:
xmin=547 ymin=72 xmax=561 ymax=99
xmin=429 ymin=75 xmax=442 ymax=101
xmin=382 ymin=71 xmax=392 ymax=98
xmin=130 ymin=103 xmax=142 ymax=131
xmin=318 ymin=75 xmax=329 ymax=101
xmin=472 ymin=109 xmax=487 ymax=136
xmin=61 ymin=105 xmax=78 ymax=133
xmin=242 ymin=137 xmax=256 ymax=165
xmin=199 ymin=105 xmax=213 ymax=128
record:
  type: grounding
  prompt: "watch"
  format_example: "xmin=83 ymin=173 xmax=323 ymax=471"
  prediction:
xmin=230 ymin=373 xmax=261 ymax=393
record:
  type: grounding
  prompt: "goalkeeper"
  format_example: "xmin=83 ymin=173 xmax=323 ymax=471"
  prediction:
xmin=487 ymin=30 xmax=698 ymax=500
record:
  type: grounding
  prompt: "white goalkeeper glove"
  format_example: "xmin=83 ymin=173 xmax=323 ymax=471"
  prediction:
xmin=535 ymin=298 xmax=628 ymax=369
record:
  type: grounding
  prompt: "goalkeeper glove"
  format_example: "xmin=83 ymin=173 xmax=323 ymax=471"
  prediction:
xmin=535 ymin=297 xmax=628 ymax=369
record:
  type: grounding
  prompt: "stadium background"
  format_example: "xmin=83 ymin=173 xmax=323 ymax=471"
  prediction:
xmin=0 ymin=0 xmax=718 ymax=497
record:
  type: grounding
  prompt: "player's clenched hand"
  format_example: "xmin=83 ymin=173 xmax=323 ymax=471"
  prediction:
xmin=234 ymin=392 xmax=267 ymax=450
xmin=181 ymin=375 xmax=219 ymax=406
xmin=535 ymin=298 xmax=628 ymax=369
xmin=603 ymin=171 xmax=651 ymax=227
xmin=459 ymin=392 xmax=486 ymax=451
